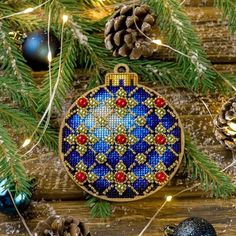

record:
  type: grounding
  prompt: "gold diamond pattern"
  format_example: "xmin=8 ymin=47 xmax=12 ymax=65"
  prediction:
xmin=155 ymin=161 xmax=166 ymax=172
xmin=87 ymin=172 xmax=99 ymax=183
xmin=155 ymin=124 xmax=166 ymax=134
xmin=116 ymin=161 xmax=127 ymax=171
xmin=96 ymin=153 xmax=107 ymax=164
xmin=127 ymin=172 xmax=138 ymax=183
xmin=115 ymin=183 xmax=127 ymax=195
xmin=127 ymin=98 xmax=138 ymax=108
xmin=143 ymin=134 xmax=154 ymax=145
xmin=88 ymin=134 xmax=99 ymax=145
xmin=155 ymin=145 xmax=166 ymax=156
xmin=136 ymin=153 xmax=147 ymax=164
xmin=65 ymin=134 xmax=76 ymax=145
xmin=116 ymin=145 xmax=127 ymax=157
xmin=76 ymin=145 xmax=87 ymax=156
xmin=77 ymin=124 xmax=88 ymax=134
xmin=155 ymin=108 xmax=166 ymax=119
xmin=96 ymin=116 xmax=108 ymax=127
xmin=105 ymin=172 xmax=114 ymax=182
xmin=144 ymin=173 xmax=155 ymax=183
xmin=143 ymin=98 xmax=154 ymax=108
xmin=77 ymin=108 xmax=88 ymax=118
xmin=76 ymin=160 xmax=87 ymax=171
xmin=88 ymin=98 xmax=99 ymax=108
xmin=116 ymin=87 xmax=127 ymax=97
xmin=135 ymin=116 xmax=146 ymax=126
xmin=167 ymin=134 xmax=178 ymax=145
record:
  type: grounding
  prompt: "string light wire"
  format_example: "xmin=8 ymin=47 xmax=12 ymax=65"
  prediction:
xmin=21 ymin=15 xmax=68 ymax=157
xmin=0 ymin=0 xmax=51 ymax=20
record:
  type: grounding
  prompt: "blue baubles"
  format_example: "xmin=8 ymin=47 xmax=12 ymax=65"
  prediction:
xmin=0 ymin=179 xmax=31 ymax=215
xmin=172 ymin=217 xmax=217 ymax=236
xmin=59 ymin=64 xmax=184 ymax=201
xmin=22 ymin=30 xmax=60 ymax=71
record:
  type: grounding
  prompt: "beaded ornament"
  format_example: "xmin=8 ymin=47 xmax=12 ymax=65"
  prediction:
xmin=59 ymin=64 xmax=184 ymax=202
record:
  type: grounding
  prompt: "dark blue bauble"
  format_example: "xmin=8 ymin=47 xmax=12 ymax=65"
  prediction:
xmin=0 ymin=179 xmax=31 ymax=215
xmin=173 ymin=217 xmax=217 ymax=236
xmin=22 ymin=30 xmax=60 ymax=71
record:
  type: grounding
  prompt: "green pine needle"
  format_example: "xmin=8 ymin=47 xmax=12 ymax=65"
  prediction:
xmin=86 ymin=195 xmax=112 ymax=218
xmin=184 ymin=135 xmax=235 ymax=198
xmin=215 ymin=0 xmax=236 ymax=34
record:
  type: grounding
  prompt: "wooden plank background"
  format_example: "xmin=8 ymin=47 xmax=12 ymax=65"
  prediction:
xmin=0 ymin=1 xmax=236 ymax=235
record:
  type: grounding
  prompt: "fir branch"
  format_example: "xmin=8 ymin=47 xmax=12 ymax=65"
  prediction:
xmin=0 ymin=21 xmax=37 ymax=109
xmin=214 ymin=0 xmax=236 ymax=34
xmin=86 ymin=195 xmax=112 ymax=218
xmin=0 ymin=124 xmax=31 ymax=196
xmin=184 ymin=135 xmax=235 ymax=198
xmin=141 ymin=0 xmax=225 ymax=93
xmin=0 ymin=103 xmax=57 ymax=150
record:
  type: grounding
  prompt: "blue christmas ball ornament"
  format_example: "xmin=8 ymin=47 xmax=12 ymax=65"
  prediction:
xmin=59 ymin=64 xmax=185 ymax=201
xmin=22 ymin=30 xmax=60 ymax=71
xmin=0 ymin=179 xmax=31 ymax=214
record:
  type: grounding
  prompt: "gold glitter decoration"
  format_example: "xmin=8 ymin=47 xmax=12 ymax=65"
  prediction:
xmin=76 ymin=161 xmax=87 ymax=172
xmin=155 ymin=108 xmax=166 ymax=119
xmin=76 ymin=145 xmax=87 ymax=156
xmin=155 ymin=124 xmax=166 ymax=133
xmin=144 ymin=98 xmax=154 ymax=108
xmin=116 ymin=161 xmax=127 ymax=171
xmin=155 ymin=161 xmax=166 ymax=172
xmin=115 ymin=183 xmax=127 ymax=195
xmin=167 ymin=134 xmax=178 ymax=145
xmin=135 ymin=116 xmax=146 ymax=126
xmin=155 ymin=145 xmax=166 ymax=156
xmin=96 ymin=153 xmax=107 ymax=164
xmin=143 ymin=134 xmax=154 ymax=145
xmin=65 ymin=134 xmax=76 ymax=145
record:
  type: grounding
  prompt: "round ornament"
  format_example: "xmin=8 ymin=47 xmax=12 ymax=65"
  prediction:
xmin=59 ymin=64 xmax=184 ymax=201
xmin=22 ymin=30 xmax=60 ymax=71
xmin=171 ymin=217 xmax=217 ymax=236
xmin=0 ymin=179 xmax=31 ymax=215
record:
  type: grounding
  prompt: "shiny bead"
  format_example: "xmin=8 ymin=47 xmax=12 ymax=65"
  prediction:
xmin=116 ymin=98 xmax=127 ymax=108
xmin=155 ymin=172 xmax=167 ymax=183
xmin=155 ymin=134 xmax=166 ymax=145
xmin=115 ymin=172 xmax=126 ymax=183
xmin=77 ymin=97 xmax=88 ymax=108
xmin=115 ymin=134 xmax=127 ymax=144
xmin=76 ymin=172 xmax=87 ymax=183
xmin=155 ymin=97 xmax=165 ymax=107
xmin=76 ymin=134 xmax=87 ymax=145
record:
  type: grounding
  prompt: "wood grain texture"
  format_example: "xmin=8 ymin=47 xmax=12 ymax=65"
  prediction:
xmin=0 ymin=3 xmax=236 ymax=236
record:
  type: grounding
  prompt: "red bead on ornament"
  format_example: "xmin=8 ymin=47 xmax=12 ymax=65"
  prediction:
xmin=115 ymin=171 xmax=126 ymax=183
xmin=115 ymin=134 xmax=127 ymax=144
xmin=155 ymin=172 xmax=167 ymax=183
xmin=155 ymin=134 xmax=166 ymax=145
xmin=76 ymin=171 xmax=87 ymax=183
xmin=155 ymin=97 xmax=165 ymax=108
xmin=77 ymin=97 xmax=88 ymax=108
xmin=116 ymin=98 xmax=127 ymax=108
xmin=76 ymin=134 xmax=87 ymax=145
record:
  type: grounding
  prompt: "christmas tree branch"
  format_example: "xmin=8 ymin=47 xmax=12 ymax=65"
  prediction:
xmin=142 ymin=0 xmax=224 ymax=93
xmin=0 ymin=21 xmax=37 ymax=109
xmin=0 ymin=124 xmax=31 ymax=196
xmin=0 ymin=103 xmax=57 ymax=150
xmin=214 ymin=0 xmax=236 ymax=34
xmin=184 ymin=135 xmax=235 ymax=198
xmin=86 ymin=195 xmax=112 ymax=218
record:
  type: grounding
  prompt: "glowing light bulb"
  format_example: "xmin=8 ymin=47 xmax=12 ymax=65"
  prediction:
xmin=22 ymin=138 xmax=31 ymax=148
xmin=152 ymin=39 xmax=163 ymax=45
xmin=47 ymin=51 xmax=52 ymax=62
xmin=62 ymin=15 xmax=69 ymax=23
xmin=166 ymin=195 xmax=173 ymax=202
xmin=23 ymin=8 xmax=34 ymax=13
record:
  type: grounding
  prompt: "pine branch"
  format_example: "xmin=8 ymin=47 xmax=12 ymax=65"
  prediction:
xmin=141 ymin=0 xmax=229 ymax=93
xmin=0 ymin=21 xmax=37 ymax=109
xmin=0 ymin=124 xmax=31 ymax=196
xmin=215 ymin=0 xmax=236 ymax=34
xmin=0 ymin=103 xmax=57 ymax=150
xmin=86 ymin=195 xmax=112 ymax=218
xmin=184 ymin=135 xmax=235 ymax=198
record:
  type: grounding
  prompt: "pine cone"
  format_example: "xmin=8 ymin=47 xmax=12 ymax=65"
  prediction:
xmin=33 ymin=215 xmax=91 ymax=236
xmin=213 ymin=98 xmax=236 ymax=151
xmin=104 ymin=4 xmax=156 ymax=59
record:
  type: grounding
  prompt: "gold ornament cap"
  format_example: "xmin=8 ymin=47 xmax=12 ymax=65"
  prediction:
xmin=105 ymin=64 xmax=138 ymax=86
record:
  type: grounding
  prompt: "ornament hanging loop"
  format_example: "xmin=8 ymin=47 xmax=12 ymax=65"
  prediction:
xmin=114 ymin=63 xmax=130 ymax=73
xmin=105 ymin=64 xmax=138 ymax=86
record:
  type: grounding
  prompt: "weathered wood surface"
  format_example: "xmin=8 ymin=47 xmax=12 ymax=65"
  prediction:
xmin=0 ymin=3 xmax=236 ymax=236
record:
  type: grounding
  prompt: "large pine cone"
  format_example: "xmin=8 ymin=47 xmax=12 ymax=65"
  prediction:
xmin=33 ymin=215 xmax=91 ymax=236
xmin=213 ymin=98 xmax=236 ymax=151
xmin=104 ymin=4 xmax=156 ymax=59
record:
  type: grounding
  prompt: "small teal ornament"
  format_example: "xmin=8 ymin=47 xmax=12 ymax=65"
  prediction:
xmin=22 ymin=30 xmax=60 ymax=71
xmin=60 ymin=64 xmax=185 ymax=201
xmin=0 ymin=179 xmax=31 ymax=215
